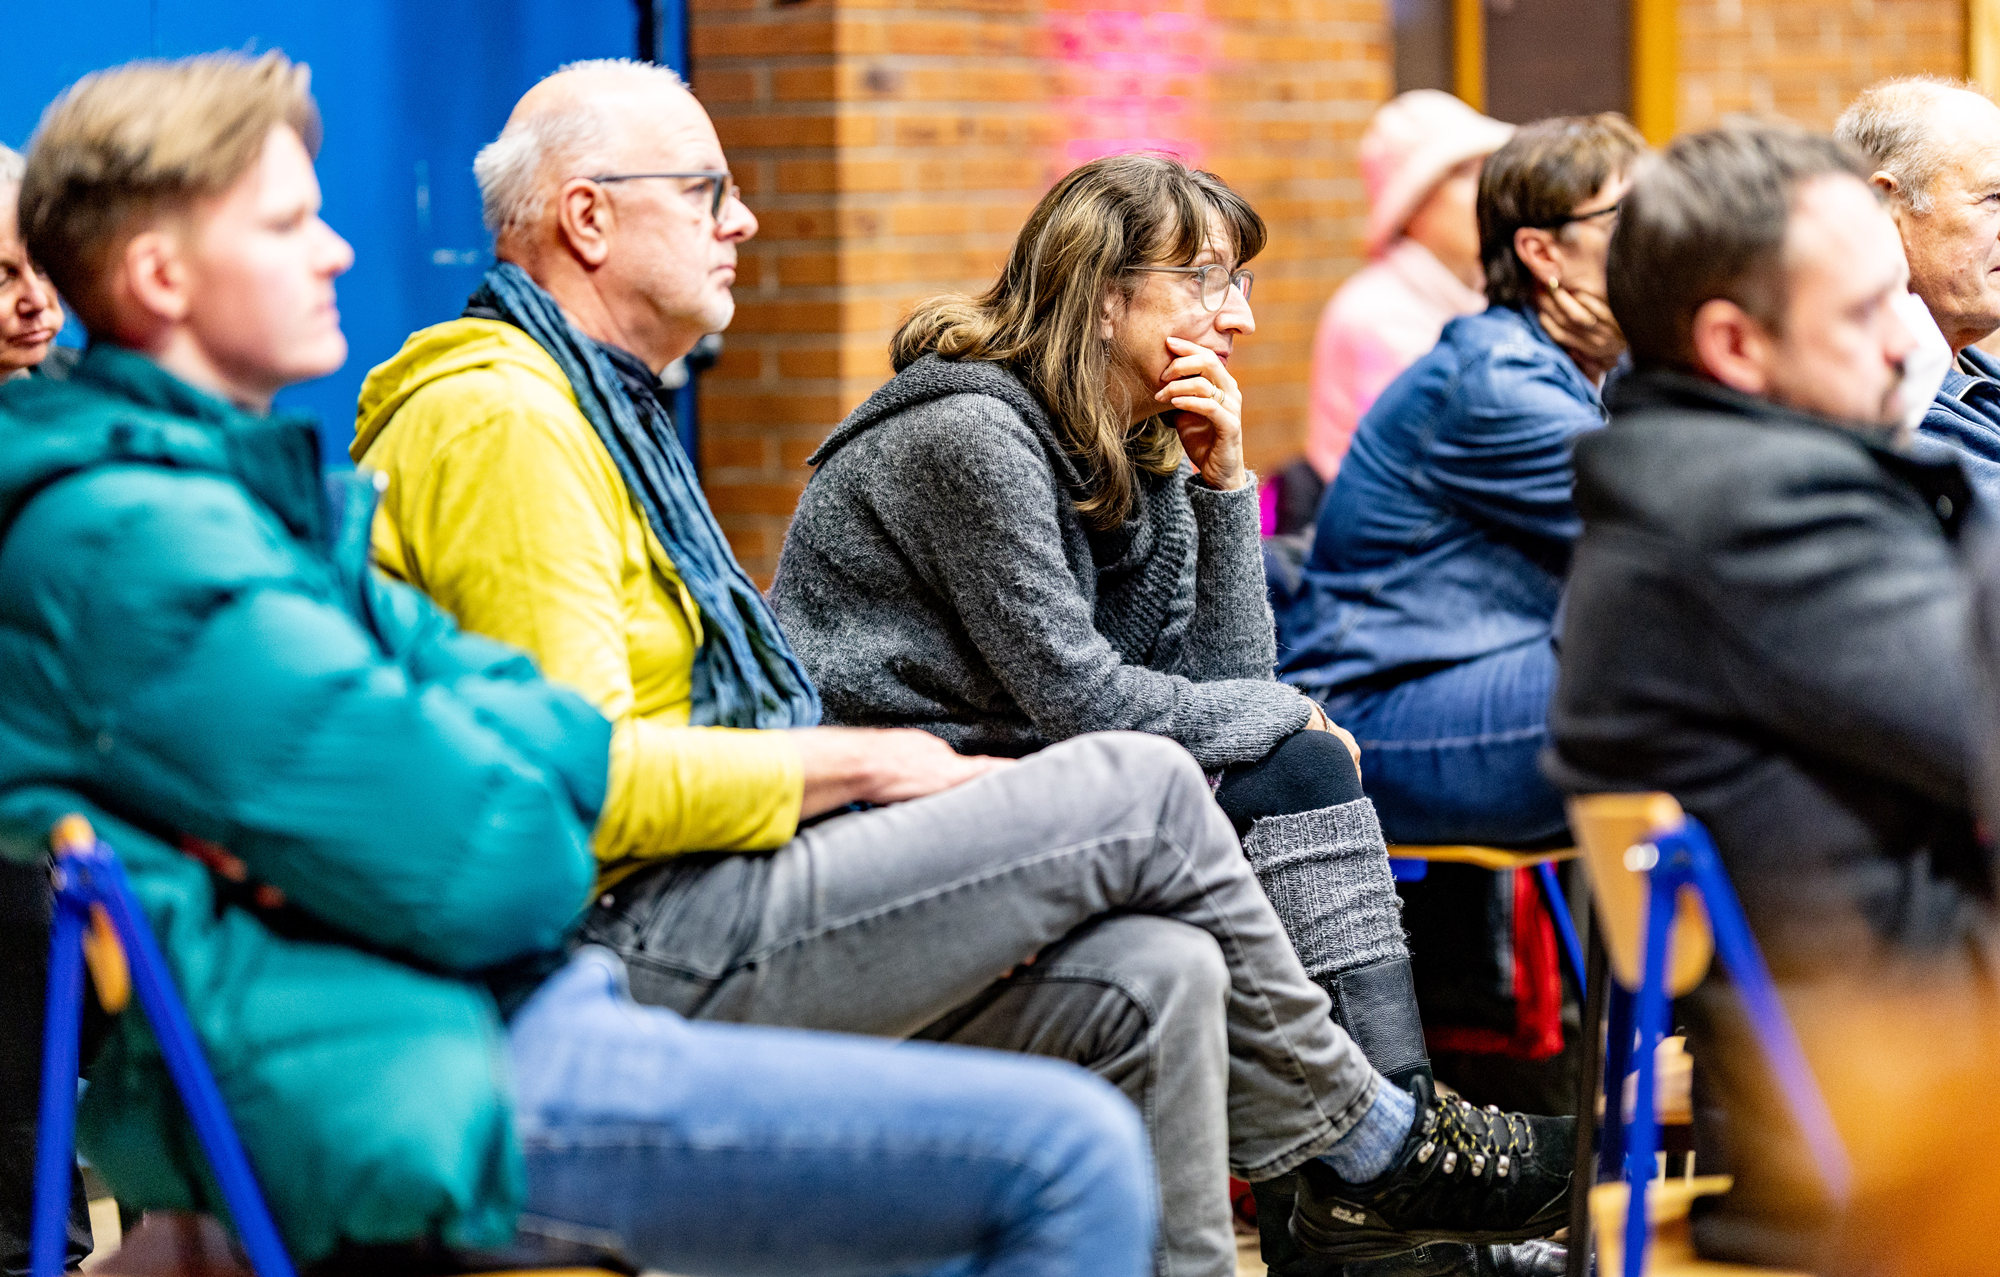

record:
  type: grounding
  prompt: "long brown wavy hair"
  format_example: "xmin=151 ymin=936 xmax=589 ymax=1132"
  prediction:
xmin=891 ymin=153 xmax=1266 ymax=528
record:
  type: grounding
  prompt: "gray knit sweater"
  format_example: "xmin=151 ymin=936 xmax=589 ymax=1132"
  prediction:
xmin=770 ymin=354 xmax=1314 ymax=767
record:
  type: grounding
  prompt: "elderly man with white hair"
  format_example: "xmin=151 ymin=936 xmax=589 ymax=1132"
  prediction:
xmin=1838 ymin=76 xmax=2000 ymax=501
xmin=353 ymin=58 xmax=1579 ymax=1277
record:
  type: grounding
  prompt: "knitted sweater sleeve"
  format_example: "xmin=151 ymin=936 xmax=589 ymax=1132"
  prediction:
xmin=870 ymin=398 xmax=1313 ymax=768
xmin=1182 ymin=471 xmax=1286 ymax=682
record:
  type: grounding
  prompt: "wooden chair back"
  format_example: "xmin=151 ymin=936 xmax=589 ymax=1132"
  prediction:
xmin=1566 ymin=792 xmax=1713 ymax=996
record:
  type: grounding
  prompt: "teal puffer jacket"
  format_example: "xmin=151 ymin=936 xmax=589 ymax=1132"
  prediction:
xmin=0 ymin=347 xmax=611 ymax=1262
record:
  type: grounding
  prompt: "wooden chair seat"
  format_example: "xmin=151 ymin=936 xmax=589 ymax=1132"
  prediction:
xmin=1385 ymin=843 xmax=1577 ymax=871
xmin=1589 ymin=1178 xmax=1810 ymax=1277
xmin=87 ymin=1213 xmax=626 ymax=1277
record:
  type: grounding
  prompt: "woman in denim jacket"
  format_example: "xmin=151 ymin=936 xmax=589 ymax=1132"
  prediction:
xmin=1275 ymin=115 xmax=1644 ymax=1101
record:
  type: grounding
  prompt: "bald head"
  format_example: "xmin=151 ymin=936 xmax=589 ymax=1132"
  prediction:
xmin=1838 ymin=77 xmax=2000 ymax=352
xmin=474 ymin=58 xmax=698 ymax=247
xmin=472 ymin=58 xmax=755 ymax=373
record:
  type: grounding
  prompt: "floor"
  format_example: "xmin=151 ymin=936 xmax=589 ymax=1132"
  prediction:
xmin=82 ymin=1198 xmax=1275 ymax=1274
xmin=1237 ymin=1232 xmax=1270 ymax=1276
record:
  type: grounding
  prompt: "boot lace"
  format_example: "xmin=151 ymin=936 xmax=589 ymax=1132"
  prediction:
xmin=1412 ymin=1093 xmax=1533 ymax=1180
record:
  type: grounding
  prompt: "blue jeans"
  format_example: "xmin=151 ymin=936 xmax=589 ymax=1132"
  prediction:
xmin=1320 ymin=640 xmax=1567 ymax=847
xmin=507 ymin=948 xmax=1155 ymax=1277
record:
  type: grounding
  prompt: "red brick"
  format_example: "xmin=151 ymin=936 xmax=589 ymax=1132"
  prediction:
xmin=700 ymin=436 xmax=769 ymax=469
xmin=693 ymin=21 xmax=836 ymax=58
xmin=716 ymin=115 xmax=839 ymax=148
xmin=778 ymin=348 xmax=844 ymax=379
xmin=703 ymin=482 xmax=811 ymax=517
xmin=692 ymin=70 xmax=758 ymax=104
xmin=702 ymin=391 xmax=845 ymax=426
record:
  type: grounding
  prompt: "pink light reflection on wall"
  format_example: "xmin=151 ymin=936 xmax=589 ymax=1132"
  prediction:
xmin=1049 ymin=2 xmax=1210 ymax=171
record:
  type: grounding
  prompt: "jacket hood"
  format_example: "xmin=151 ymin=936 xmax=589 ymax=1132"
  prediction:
xmin=352 ymin=318 xmax=567 ymax=461
xmin=0 ymin=344 xmax=323 ymax=542
xmin=808 ymin=354 xmax=1086 ymax=487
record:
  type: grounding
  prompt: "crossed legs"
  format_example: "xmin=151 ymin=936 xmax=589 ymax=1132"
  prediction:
xmin=585 ymin=732 xmax=1382 ymax=1277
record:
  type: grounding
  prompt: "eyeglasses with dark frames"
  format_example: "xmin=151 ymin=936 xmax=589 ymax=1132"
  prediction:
xmin=1535 ymin=199 xmax=1622 ymax=230
xmin=1128 ymin=264 xmax=1255 ymax=312
xmin=584 ymin=170 xmax=739 ymax=220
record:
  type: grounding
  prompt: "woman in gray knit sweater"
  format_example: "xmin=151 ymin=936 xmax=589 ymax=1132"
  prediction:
xmin=772 ymin=157 xmax=1530 ymax=1274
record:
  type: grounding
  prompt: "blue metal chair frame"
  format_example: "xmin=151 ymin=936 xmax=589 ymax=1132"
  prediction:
xmin=1593 ymin=814 xmax=1851 ymax=1277
xmin=33 ymin=819 xmax=299 ymax=1277
xmin=1536 ymin=861 xmax=1587 ymax=995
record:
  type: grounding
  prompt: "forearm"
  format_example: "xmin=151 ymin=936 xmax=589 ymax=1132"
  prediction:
xmin=791 ymin=725 xmax=1009 ymax=816
xmin=1184 ymin=474 xmax=1282 ymax=681
xmin=594 ymin=717 xmax=804 ymax=859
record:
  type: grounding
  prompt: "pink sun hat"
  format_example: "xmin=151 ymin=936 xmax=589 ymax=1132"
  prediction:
xmin=1362 ymin=90 xmax=1516 ymax=257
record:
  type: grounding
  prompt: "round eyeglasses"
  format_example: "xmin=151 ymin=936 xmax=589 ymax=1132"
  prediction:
xmin=584 ymin=170 xmax=740 ymax=221
xmin=1129 ymin=264 xmax=1255 ymax=312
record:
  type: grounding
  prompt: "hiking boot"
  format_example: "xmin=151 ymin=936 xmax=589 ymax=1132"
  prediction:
xmin=1289 ymin=1076 xmax=1574 ymax=1261
xmin=1340 ymin=1239 xmax=1567 ymax=1277
xmin=1484 ymin=1239 xmax=1566 ymax=1276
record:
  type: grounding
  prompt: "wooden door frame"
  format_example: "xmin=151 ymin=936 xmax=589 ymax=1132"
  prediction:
xmin=1974 ymin=0 xmax=2000 ymax=93
xmin=1452 ymin=0 xmax=1673 ymax=140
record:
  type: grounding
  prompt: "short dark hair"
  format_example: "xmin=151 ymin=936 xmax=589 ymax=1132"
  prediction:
xmin=1478 ymin=113 xmax=1646 ymax=308
xmin=1608 ymin=123 xmax=1873 ymax=373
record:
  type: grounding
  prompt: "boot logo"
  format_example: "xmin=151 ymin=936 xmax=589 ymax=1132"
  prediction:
xmin=1328 ymin=1203 xmax=1368 ymax=1226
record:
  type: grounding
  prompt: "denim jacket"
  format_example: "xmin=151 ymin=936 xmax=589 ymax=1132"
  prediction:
xmin=1921 ymin=343 xmax=2000 ymax=508
xmin=1276 ymin=304 xmax=1605 ymax=694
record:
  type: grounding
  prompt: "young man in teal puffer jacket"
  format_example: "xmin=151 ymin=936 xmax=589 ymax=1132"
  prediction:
xmin=0 ymin=51 xmax=1155 ymax=1276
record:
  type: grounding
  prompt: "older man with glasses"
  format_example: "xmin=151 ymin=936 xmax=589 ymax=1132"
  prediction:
xmin=1838 ymin=77 xmax=2000 ymax=505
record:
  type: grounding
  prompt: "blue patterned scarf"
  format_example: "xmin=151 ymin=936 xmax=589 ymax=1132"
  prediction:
xmin=467 ymin=262 xmax=820 ymax=729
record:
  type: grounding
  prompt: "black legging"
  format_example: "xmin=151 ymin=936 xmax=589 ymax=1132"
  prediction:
xmin=1213 ymin=728 xmax=1366 ymax=837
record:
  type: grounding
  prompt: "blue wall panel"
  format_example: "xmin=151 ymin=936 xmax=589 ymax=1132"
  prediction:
xmin=3 ymin=1 xmax=653 ymax=460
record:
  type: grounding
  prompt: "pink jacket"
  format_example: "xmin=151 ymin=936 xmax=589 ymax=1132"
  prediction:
xmin=1305 ymin=238 xmax=1486 ymax=480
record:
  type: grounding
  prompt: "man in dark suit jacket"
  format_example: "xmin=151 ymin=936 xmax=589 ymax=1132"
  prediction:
xmin=1546 ymin=123 xmax=2000 ymax=1269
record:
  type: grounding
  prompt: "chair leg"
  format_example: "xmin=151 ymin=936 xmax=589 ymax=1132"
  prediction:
xmin=1536 ymin=861 xmax=1588 ymax=994
xmin=31 ymin=898 xmax=86 ymax=1277
xmin=1598 ymin=981 xmax=1633 ymax=1182
xmin=1622 ymin=868 xmax=1678 ymax=1277
xmin=85 ymin=857 xmax=299 ymax=1277
xmin=1564 ymin=920 xmax=1608 ymax=1277
xmin=1678 ymin=830 xmax=1852 ymax=1205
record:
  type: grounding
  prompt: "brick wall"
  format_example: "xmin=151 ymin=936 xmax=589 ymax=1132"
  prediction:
xmin=1676 ymin=0 xmax=1964 ymax=131
xmin=693 ymin=0 xmax=1389 ymax=582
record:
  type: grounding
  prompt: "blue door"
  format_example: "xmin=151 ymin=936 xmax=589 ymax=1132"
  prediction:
xmin=3 ymin=1 xmax=688 ymax=461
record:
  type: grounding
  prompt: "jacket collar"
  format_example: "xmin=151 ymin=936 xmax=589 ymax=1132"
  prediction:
xmin=73 ymin=344 xmax=328 ymax=544
xmin=1941 ymin=343 xmax=2000 ymax=408
xmin=1611 ymin=368 xmax=1973 ymax=536
xmin=1487 ymin=303 xmax=1605 ymax=407
xmin=807 ymin=354 xmax=1082 ymax=486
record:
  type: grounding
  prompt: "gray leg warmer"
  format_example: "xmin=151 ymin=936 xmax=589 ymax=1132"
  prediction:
xmin=1239 ymin=797 xmax=1408 ymax=979
xmin=1241 ymin=798 xmax=1430 ymax=1088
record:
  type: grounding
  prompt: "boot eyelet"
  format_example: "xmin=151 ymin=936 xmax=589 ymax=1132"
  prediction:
xmin=1441 ymin=1151 xmax=1458 ymax=1174
xmin=1497 ymin=1155 xmax=1510 ymax=1178
xmin=1471 ymin=1153 xmax=1486 ymax=1175
xmin=1417 ymin=1140 xmax=1435 ymax=1164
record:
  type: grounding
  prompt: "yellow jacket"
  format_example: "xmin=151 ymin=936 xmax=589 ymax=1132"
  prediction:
xmin=353 ymin=319 xmax=802 ymax=888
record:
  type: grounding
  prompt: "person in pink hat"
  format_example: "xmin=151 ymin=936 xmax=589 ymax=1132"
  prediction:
xmin=1306 ymin=92 xmax=1514 ymax=480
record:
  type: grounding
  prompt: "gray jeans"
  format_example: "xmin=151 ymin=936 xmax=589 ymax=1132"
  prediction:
xmin=581 ymin=733 xmax=1379 ymax=1277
